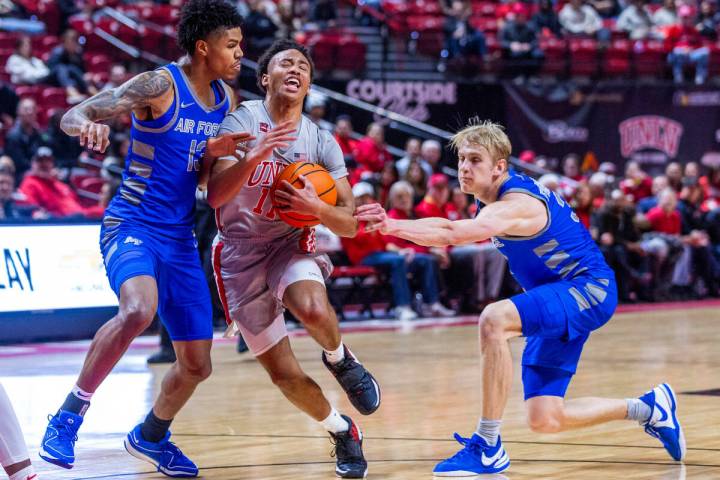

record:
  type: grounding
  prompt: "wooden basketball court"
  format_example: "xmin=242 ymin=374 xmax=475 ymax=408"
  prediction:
xmin=2 ymin=303 xmax=719 ymax=479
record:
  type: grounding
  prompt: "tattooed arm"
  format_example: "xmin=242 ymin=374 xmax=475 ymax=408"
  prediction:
xmin=60 ymin=70 xmax=173 ymax=153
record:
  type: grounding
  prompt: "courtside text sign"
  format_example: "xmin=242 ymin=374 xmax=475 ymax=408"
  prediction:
xmin=0 ymin=224 xmax=117 ymax=313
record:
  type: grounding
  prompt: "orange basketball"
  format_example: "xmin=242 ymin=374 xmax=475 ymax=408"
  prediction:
xmin=270 ymin=162 xmax=337 ymax=228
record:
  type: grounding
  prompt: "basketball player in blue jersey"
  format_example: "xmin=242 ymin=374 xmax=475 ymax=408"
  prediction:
xmin=39 ymin=1 xmax=254 ymax=477
xmin=356 ymin=120 xmax=685 ymax=476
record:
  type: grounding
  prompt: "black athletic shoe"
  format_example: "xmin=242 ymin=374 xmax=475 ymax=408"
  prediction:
xmin=330 ymin=415 xmax=367 ymax=478
xmin=323 ymin=346 xmax=381 ymax=415
xmin=147 ymin=349 xmax=176 ymax=365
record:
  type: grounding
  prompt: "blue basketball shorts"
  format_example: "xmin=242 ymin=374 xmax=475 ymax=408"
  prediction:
xmin=100 ymin=226 xmax=212 ymax=341
xmin=510 ymin=274 xmax=618 ymax=400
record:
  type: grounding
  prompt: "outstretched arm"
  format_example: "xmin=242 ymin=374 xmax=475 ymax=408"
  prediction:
xmin=60 ymin=70 xmax=172 ymax=152
xmin=355 ymin=193 xmax=547 ymax=247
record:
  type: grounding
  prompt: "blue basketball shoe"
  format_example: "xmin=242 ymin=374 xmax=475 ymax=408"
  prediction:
xmin=639 ymin=383 xmax=686 ymax=461
xmin=39 ymin=410 xmax=83 ymax=469
xmin=124 ymin=424 xmax=198 ymax=477
xmin=433 ymin=433 xmax=510 ymax=476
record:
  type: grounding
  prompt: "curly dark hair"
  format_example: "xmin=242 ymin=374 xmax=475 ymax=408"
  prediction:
xmin=256 ymin=39 xmax=315 ymax=93
xmin=177 ymin=0 xmax=244 ymax=56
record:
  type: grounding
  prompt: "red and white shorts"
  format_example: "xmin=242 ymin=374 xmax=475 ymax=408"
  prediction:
xmin=212 ymin=230 xmax=333 ymax=355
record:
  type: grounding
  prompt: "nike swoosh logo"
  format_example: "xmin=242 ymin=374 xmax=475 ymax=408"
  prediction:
xmin=481 ymin=447 xmax=504 ymax=467
xmin=656 ymin=403 xmax=669 ymax=422
xmin=181 ymin=102 xmax=195 ymax=108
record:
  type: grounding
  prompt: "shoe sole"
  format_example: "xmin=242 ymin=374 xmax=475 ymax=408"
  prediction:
xmin=433 ymin=460 xmax=511 ymax=476
xmin=124 ymin=437 xmax=198 ymax=478
xmin=433 ymin=467 xmax=509 ymax=477
xmin=38 ymin=449 xmax=73 ymax=469
xmin=660 ymin=383 xmax=686 ymax=461
xmin=335 ymin=466 xmax=368 ymax=478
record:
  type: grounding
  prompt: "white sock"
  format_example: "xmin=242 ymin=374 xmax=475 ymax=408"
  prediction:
xmin=626 ymin=398 xmax=652 ymax=423
xmin=320 ymin=407 xmax=349 ymax=433
xmin=71 ymin=384 xmax=94 ymax=402
xmin=324 ymin=344 xmax=345 ymax=364
xmin=476 ymin=418 xmax=502 ymax=446
xmin=9 ymin=465 xmax=37 ymax=480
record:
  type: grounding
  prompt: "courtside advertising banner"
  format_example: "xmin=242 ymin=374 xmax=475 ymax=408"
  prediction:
xmin=503 ymin=82 xmax=720 ymax=173
xmin=0 ymin=224 xmax=117 ymax=313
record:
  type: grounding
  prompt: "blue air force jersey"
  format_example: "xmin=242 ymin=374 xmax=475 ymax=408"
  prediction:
xmin=481 ymin=172 xmax=612 ymax=290
xmin=102 ymin=63 xmax=231 ymax=240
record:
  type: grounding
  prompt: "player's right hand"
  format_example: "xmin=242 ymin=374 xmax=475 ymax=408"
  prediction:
xmin=245 ymin=121 xmax=297 ymax=164
xmin=79 ymin=120 xmax=111 ymax=153
xmin=355 ymin=203 xmax=390 ymax=234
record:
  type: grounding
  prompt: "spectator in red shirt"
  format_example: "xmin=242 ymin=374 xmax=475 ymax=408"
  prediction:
xmin=352 ymin=122 xmax=392 ymax=177
xmin=415 ymin=173 xmax=460 ymax=220
xmin=699 ymin=166 xmax=720 ymax=212
xmin=646 ymin=189 xmax=681 ymax=234
xmin=18 ymin=146 xmax=103 ymax=219
xmin=340 ymin=182 xmax=451 ymax=320
xmin=620 ymin=161 xmax=653 ymax=202
xmin=572 ymin=182 xmax=594 ymax=229
xmin=666 ymin=4 xmax=709 ymax=84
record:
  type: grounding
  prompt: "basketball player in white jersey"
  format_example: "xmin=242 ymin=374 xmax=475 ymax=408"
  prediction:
xmin=205 ymin=40 xmax=378 ymax=478
xmin=1 ymin=383 xmax=38 ymax=480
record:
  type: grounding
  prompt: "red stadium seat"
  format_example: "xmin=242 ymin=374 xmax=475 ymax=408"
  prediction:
xmin=0 ymin=48 xmax=13 ymax=66
xmin=40 ymin=87 xmax=68 ymax=109
xmin=633 ymin=40 xmax=667 ymax=76
xmin=0 ymin=33 xmax=17 ymax=50
xmin=32 ymin=35 xmax=59 ymax=56
xmin=569 ymin=38 xmax=598 ymax=76
xmin=137 ymin=25 xmax=165 ymax=54
xmin=335 ymin=38 xmax=366 ymax=72
xmin=470 ymin=17 xmax=499 ymax=35
xmin=87 ymin=54 xmax=112 ymax=73
xmin=406 ymin=15 xmax=445 ymax=33
xmin=473 ymin=2 xmax=498 ymax=17
xmin=540 ymin=37 xmax=567 ymax=75
xmin=68 ymin=16 xmax=93 ymax=35
xmin=308 ymin=35 xmax=337 ymax=72
xmin=603 ymin=39 xmax=631 ymax=76
xmin=409 ymin=0 xmax=442 ymax=16
xmin=14 ymin=85 xmax=42 ymax=98
xmin=145 ymin=5 xmax=180 ymax=25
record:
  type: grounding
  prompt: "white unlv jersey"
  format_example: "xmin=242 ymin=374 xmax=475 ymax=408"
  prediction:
xmin=215 ymin=100 xmax=348 ymax=240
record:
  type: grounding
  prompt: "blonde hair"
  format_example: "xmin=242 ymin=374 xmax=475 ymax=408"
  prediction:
xmin=450 ymin=118 xmax=512 ymax=164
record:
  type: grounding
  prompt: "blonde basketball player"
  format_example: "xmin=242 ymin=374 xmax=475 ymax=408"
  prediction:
xmin=205 ymin=39 xmax=379 ymax=478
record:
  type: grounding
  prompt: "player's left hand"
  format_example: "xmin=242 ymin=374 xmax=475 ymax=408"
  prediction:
xmin=354 ymin=203 xmax=390 ymax=234
xmin=206 ymin=132 xmax=256 ymax=158
xmin=274 ymin=175 xmax=322 ymax=216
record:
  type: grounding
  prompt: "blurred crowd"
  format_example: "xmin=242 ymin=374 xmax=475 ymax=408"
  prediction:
xmin=428 ymin=0 xmax=720 ymax=82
